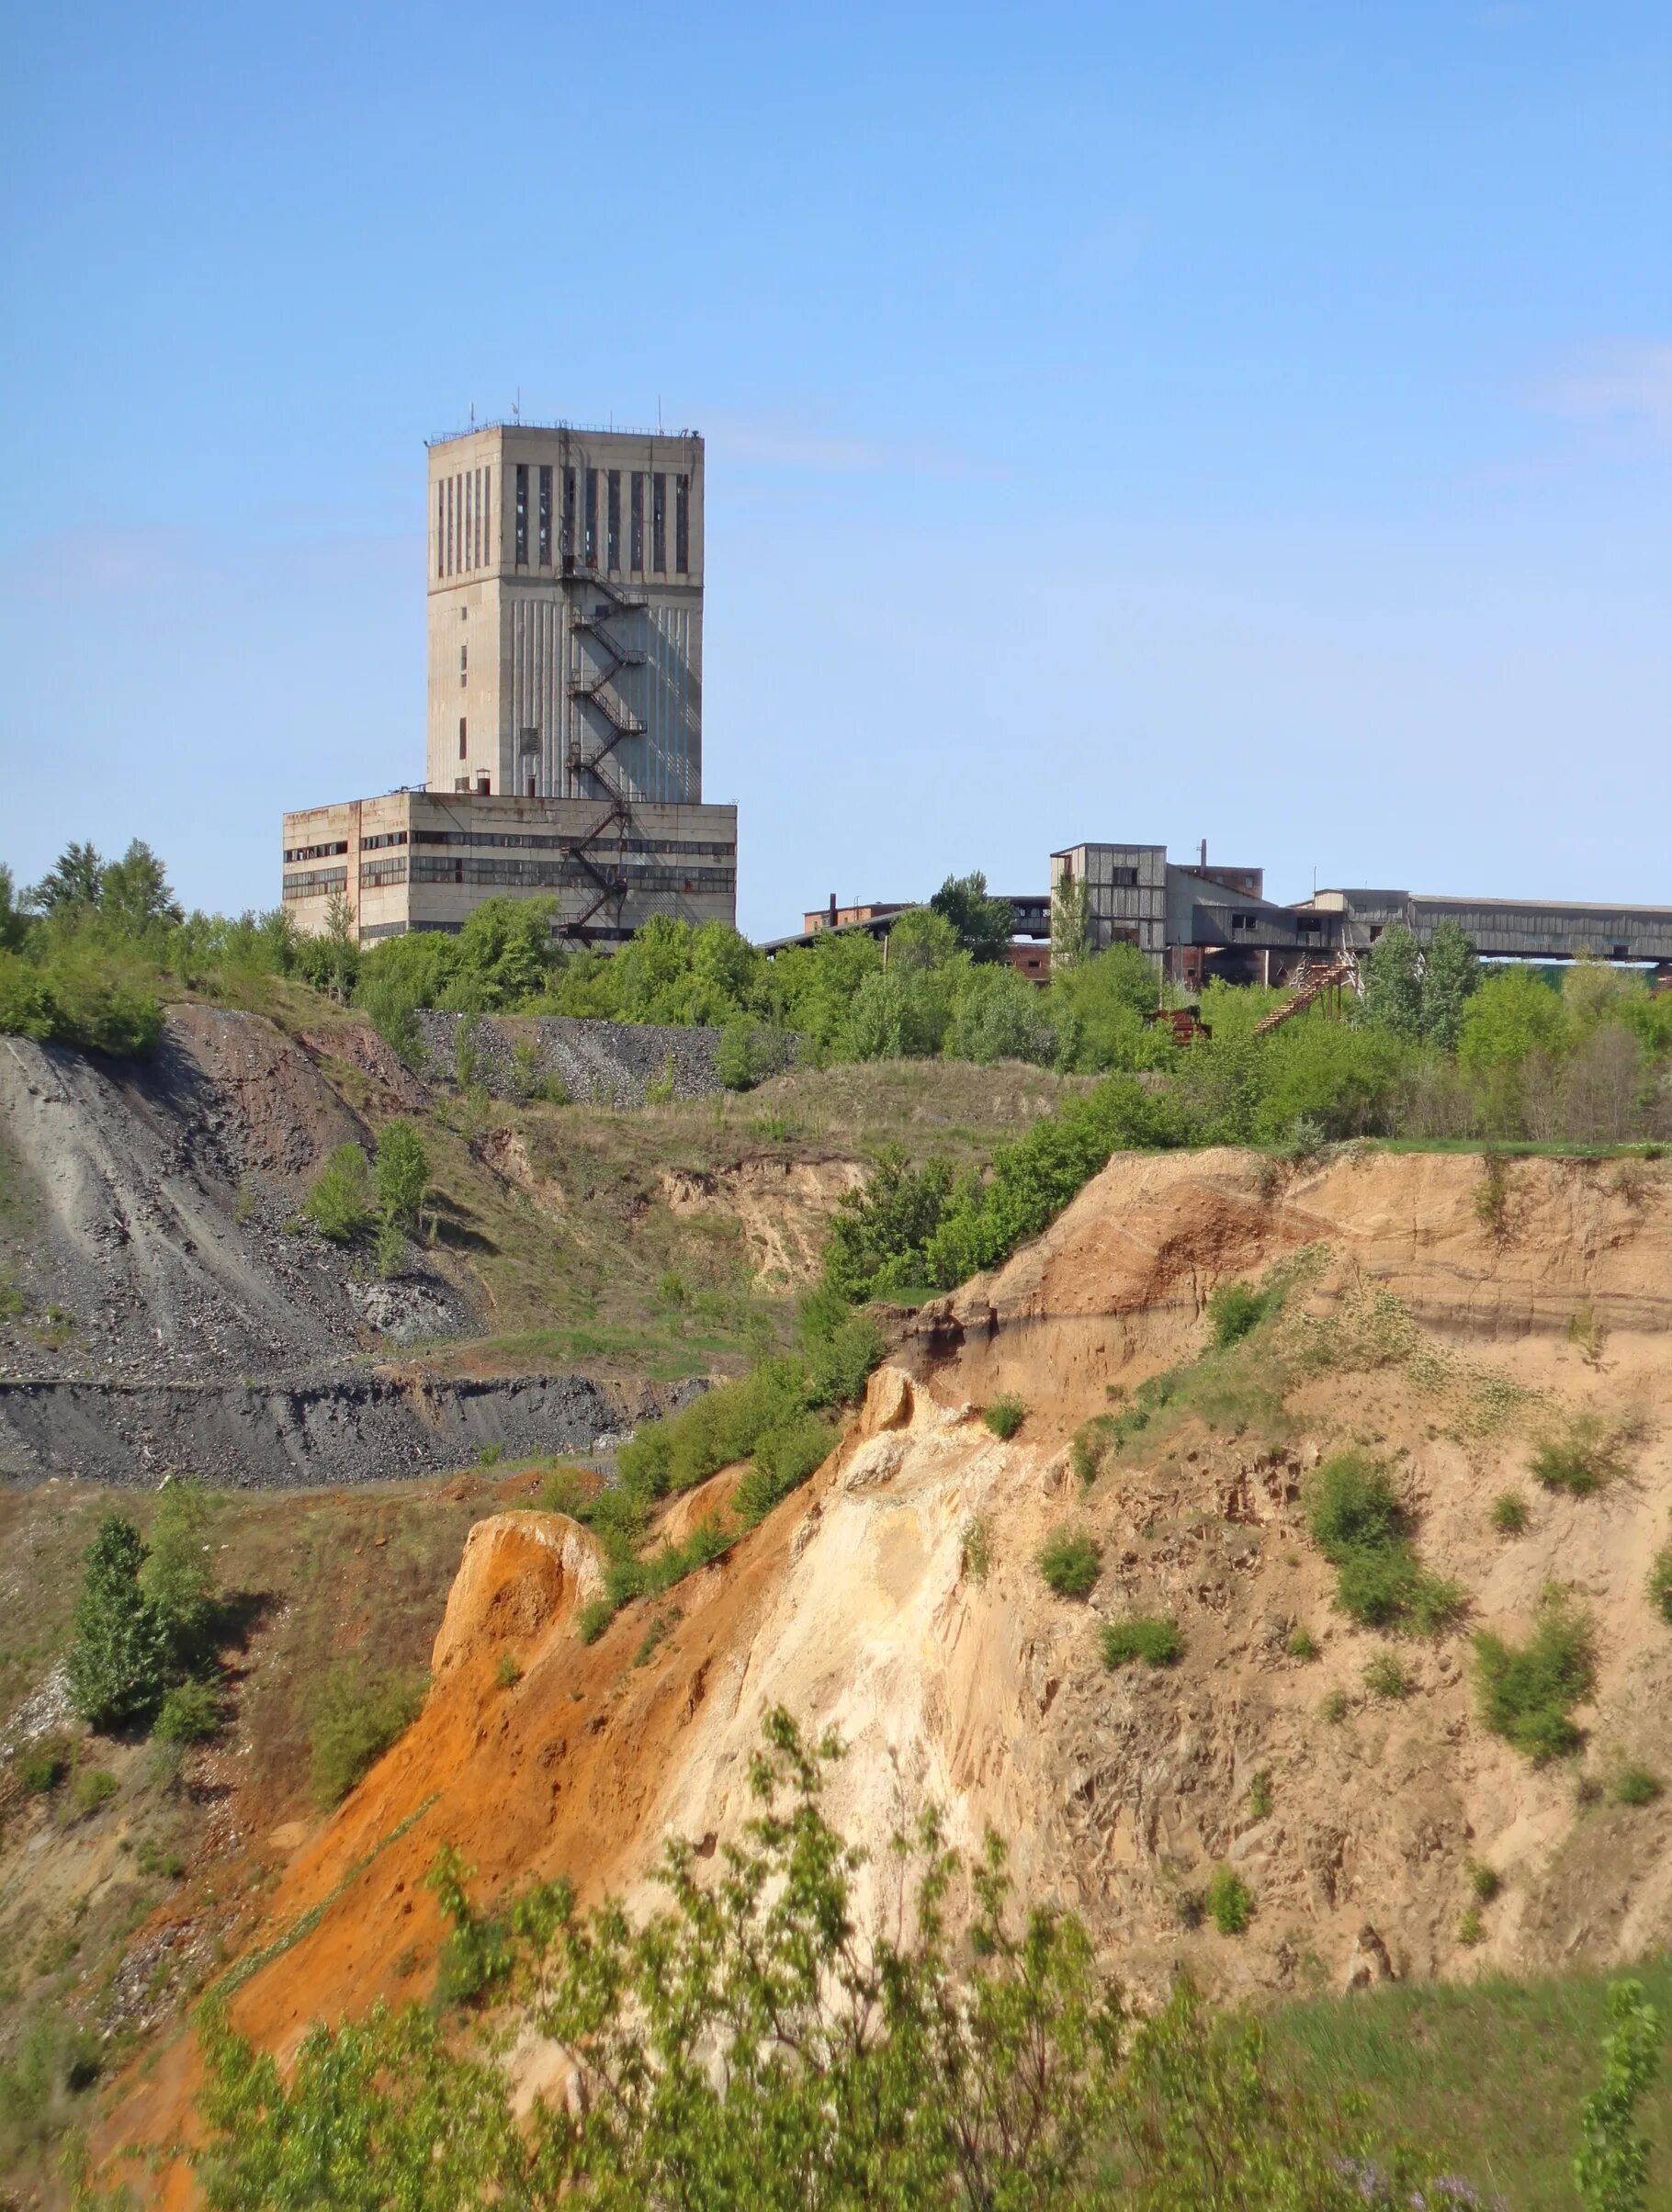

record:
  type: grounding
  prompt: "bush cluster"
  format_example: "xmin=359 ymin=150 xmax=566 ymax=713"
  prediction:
xmin=1304 ymin=1452 xmax=1463 ymax=1636
xmin=1472 ymin=1598 xmax=1595 ymax=1765
xmin=307 ymin=1663 xmax=428 ymax=1807
xmin=1100 ymin=1617 xmax=1184 ymax=1669
xmin=1037 ymin=1529 xmax=1102 ymax=1599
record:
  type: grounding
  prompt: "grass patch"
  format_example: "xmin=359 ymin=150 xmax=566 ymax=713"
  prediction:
xmin=1489 ymin=1491 xmax=1529 ymax=1536
xmin=1531 ymin=1412 xmax=1630 ymax=1496
xmin=1649 ymin=1540 xmax=1672 ymax=1626
xmin=1472 ymin=1597 xmax=1595 ymax=1765
xmin=1248 ymin=1769 xmax=1273 ymax=1820
xmin=1036 ymin=1529 xmax=1102 ymax=1600
xmin=1614 ymin=1765 xmax=1662 ymax=1808
xmin=1267 ymin=1958 xmax=1672 ymax=2212
xmin=1362 ymin=1653 xmax=1411 ymax=1700
xmin=1099 ymin=1616 xmax=1184 ymax=1669
xmin=982 ymin=1394 xmax=1026 ymax=1440
xmin=1320 ymin=1689 xmax=1350 ymax=1724
xmin=493 ymin=1653 xmax=522 ymax=1690
xmin=307 ymin=1663 xmax=427 ymax=1808
xmin=1285 ymin=1626 xmax=1318 ymax=1660
xmin=1204 ymin=1278 xmax=1269 ymax=1348
xmin=1468 ymin=1861 xmax=1502 ymax=1904
xmin=1304 ymin=1450 xmax=1464 ymax=1636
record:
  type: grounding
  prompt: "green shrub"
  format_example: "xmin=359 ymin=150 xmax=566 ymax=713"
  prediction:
xmin=1457 ymin=1907 xmax=1485 ymax=1947
xmin=1304 ymin=1451 xmax=1463 ymax=1635
xmin=1473 ymin=1601 xmax=1595 ymax=1764
xmin=153 ymin=1678 xmax=221 ymax=1744
xmin=983 ymin=1394 xmax=1025 ymax=1440
xmin=18 ymin=1741 xmax=68 ymax=1795
xmin=374 ymin=1120 xmax=430 ymax=1234
xmin=1614 ymin=1766 xmax=1662 ymax=1808
xmin=1648 ymin=1540 xmax=1672 ymax=1626
xmin=533 ymin=1466 xmax=593 ymax=1518
xmin=135 ymin=1836 xmax=186 ymax=1879
xmin=1204 ymin=1866 xmax=1254 ymax=1935
xmin=1100 ymin=1617 xmax=1184 ymax=1668
xmin=70 ymin=1767 xmax=118 ymax=1817
xmin=307 ymin=1664 xmax=426 ymax=1807
xmin=300 ymin=1143 xmax=376 ymax=1243
xmin=494 ymin=1653 xmax=523 ymax=1690
xmin=1286 ymin=1627 xmax=1319 ymax=1661
xmin=425 ymin=1845 xmax=515 ymax=2011
xmin=732 ymin=1414 xmax=837 ymax=1526
xmin=1248 ymin=1769 xmax=1273 ymax=1820
xmin=576 ymin=1597 xmax=616 ymax=1646
xmin=1205 ymin=1279 xmax=1265 ymax=1349
xmin=1532 ymin=1414 xmax=1627 ymax=1497
xmin=141 ymin=1479 xmax=217 ymax=1661
xmin=1491 ymin=1492 xmax=1530 ymax=1536
xmin=1036 ymin=1529 xmax=1102 ymax=1600
xmin=1321 ymin=1689 xmax=1350 ymax=1724
xmin=1468 ymin=1860 xmax=1502 ymax=1903
xmin=1363 ymin=1653 xmax=1411 ymax=1700
xmin=1070 ymin=1416 xmax=1115 ymax=1489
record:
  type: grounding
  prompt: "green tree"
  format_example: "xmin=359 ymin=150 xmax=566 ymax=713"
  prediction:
xmin=1574 ymin=1978 xmax=1663 ymax=2211
xmin=27 ymin=841 xmax=105 ymax=917
xmin=139 ymin=1481 xmax=216 ymax=1663
xmin=843 ymin=970 xmax=908 ymax=1060
xmin=301 ymin=1144 xmax=377 ymax=1242
xmin=1050 ymin=874 xmax=1090 ymax=974
xmin=1457 ymin=966 xmax=1569 ymax=1076
xmin=930 ymin=871 xmax=1014 ymax=965
xmin=0 ymin=863 xmax=28 ymax=952
xmin=65 ymin=1515 xmax=168 ymax=1731
xmin=1419 ymin=919 xmax=1480 ymax=1051
xmin=374 ymin=1121 xmax=430 ymax=1236
xmin=947 ymin=965 xmax=1056 ymax=1066
xmin=99 ymin=840 xmax=184 ymax=937
xmin=1361 ymin=926 xmax=1424 ymax=1043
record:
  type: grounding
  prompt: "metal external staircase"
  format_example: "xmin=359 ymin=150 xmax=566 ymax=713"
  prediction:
xmin=1251 ymin=957 xmax=1362 ymax=1036
xmin=554 ymin=570 xmax=652 ymax=942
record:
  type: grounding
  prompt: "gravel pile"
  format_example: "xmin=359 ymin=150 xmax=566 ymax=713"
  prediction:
xmin=409 ymin=1011 xmax=734 ymax=1105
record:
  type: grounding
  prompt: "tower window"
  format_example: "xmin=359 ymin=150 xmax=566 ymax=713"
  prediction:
xmin=471 ymin=468 xmax=481 ymax=568
xmin=607 ymin=469 xmax=621 ymax=569
xmin=446 ymin=477 xmax=455 ymax=576
xmin=436 ymin=483 xmax=445 ymax=579
xmin=514 ymin=466 xmax=528 ymax=566
xmin=585 ymin=468 xmax=598 ymax=566
xmin=482 ymin=467 xmax=491 ymax=564
xmin=458 ymin=717 xmax=467 ymax=760
xmin=652 ymin=473 xmax=666 ymax=573
xmin=630 ymin=473 xmax=645 ymax=570
xmin=459 ymin=642 xmax=467 ymax=682
xmin=562 ymin=468 xmax=577 ymax=559
xmin=675 ymin=473 xmax=689 ymax=573
xmin=537 ymin=466 xmax=551 ymax=566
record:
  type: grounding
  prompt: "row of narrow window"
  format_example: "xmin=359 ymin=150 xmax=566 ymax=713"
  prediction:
xmin=513 ymin=465 xmax=690 ymax=576
xmin=437 ymin=466 xmax=493 ymax=580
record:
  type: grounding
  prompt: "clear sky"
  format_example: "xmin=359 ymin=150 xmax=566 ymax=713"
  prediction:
xmin=3 ymin=1 xmax=1667 ymax=937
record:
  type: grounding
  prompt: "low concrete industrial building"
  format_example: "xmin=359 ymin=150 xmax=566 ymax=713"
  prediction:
xmin=284 ymin=418 xmax=736 ymax=945
xmin=1052 ymin=842 xmax=1672 ymax=988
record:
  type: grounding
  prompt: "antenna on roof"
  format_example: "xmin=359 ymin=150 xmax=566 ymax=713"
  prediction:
xmin=1199 ymin=837 xmax=1207 ymax=868
xmin=658 ymin=394 xmax=663 ymax=433
xmin=469 ymin=401 xmax=475 ymax=428
xmin=513 ymin=389 xmax=521 ymax=425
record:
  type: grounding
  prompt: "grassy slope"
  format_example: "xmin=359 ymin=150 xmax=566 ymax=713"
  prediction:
xmin=1268 ymin=1962 xmax=1672 ymax=2210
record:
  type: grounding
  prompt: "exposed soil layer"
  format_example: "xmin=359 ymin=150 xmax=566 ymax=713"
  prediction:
xmin=101 ymin=1146 xmax=1672 ymax=2196
xmin=0 ymin=1370 xmax=702 ymax=1487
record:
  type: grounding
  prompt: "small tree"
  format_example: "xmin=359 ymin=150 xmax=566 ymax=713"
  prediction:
xmin=1051 ymin=875 xmax=1090 ymax=973
xmin=930 ymin=870 xmax=1014 ymax=965
xmin=139 ymin=1480 xmax=216 ymax=1663
xmin=1420 ymin=918 xmax=1480 ymax=1051
xmin=375 ymin=1122 xmax=430 ymax=1236
xmin=28 ymin=840 xmax=106 ymax=917
xmin=318 ymin=891 xmax=359 ymax=1003
xmin=1361 ymin=925 xmax=1424 ymax=1042
xmin=99 ymin=839 xmax=184 ymax=937
xmin=1574 ymin=1978 xmax=1662 ymax=2211
xmin=66 ymin=1515 xmax=168 ymax=1731
xmin=301 ymin=1143 xmax=377 ymax=1242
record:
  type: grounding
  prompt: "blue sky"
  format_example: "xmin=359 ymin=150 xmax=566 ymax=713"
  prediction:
xmin=3 ymin=0 xmax=1667 ymax=937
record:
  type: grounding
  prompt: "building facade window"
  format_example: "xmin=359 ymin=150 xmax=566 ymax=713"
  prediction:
xmin=651 ymin=473 xmax=666 ymax=572
xmin=482 ymin=467 xmax=491 ymax=565
xmin=459 ymin=642 xmax=467 ymax=683
xmin=562 ymin=467 xmax=577 ymax=558
xmin=585 ymin=468 xmax=598 ymax=566
xmin=537 ymin=465 xmax=551 ymax=566
xmin=607 ymin=469 xmax=621 ymax=569
xmin=471 ymin=468 xmax=482 ymax=567
xmin=630 ymin=473 xmax=645 ymax=570
xmin=458 ymin=717 xmax=468 ymax=760
xmin=675 ymin=473 xmax=689 ymax=573
xmin=514 ymin=466 xmax=528 ymax=565
xmin=446 ymin=478 xmax=455 ymax=576
xmin=436 ymin=483 xmax=446 ymax=579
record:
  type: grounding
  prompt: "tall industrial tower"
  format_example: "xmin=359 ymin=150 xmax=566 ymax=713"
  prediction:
xmin=425 ymin=423 xmax=704 ymax=809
